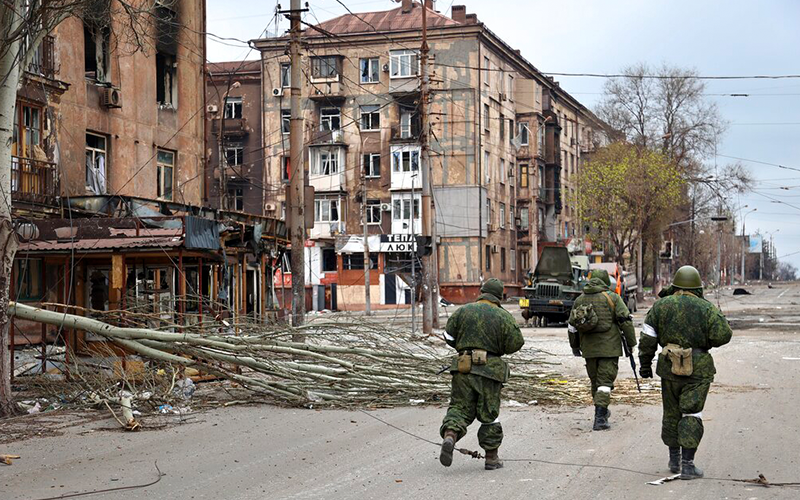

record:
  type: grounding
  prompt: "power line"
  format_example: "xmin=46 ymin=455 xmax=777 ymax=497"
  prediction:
xmin=716 ymin=154 xmax=800 ymax=173
xmin=541 ymin=72 xmax=800 ymax=80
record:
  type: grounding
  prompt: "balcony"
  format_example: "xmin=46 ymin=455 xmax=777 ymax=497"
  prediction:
xmin=11 ymin=156 xmax=59 ymax=206
xmin=309 ymin=129 xmax=346 ymax=146
xmin=211 ymin=117 xmax=248 ymax=137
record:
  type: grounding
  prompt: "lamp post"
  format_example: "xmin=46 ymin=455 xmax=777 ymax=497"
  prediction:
xmin=711 ymin=215 xmax=728 ymax=290
xmin=765 ymin=229 xmax=780 ymax=280
xmin=741 ymin=208 xmax=757 ymax=283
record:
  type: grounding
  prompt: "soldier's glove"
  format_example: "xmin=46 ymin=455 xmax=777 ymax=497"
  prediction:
xmin=639 ymin=365 xmax=653 ymax=379
xmin=572 ymin=348 xmax=582 ymax=358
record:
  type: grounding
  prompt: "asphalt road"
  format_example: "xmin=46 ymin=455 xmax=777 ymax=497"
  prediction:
xmin=3 ymin=283 xmax=800 ymax=499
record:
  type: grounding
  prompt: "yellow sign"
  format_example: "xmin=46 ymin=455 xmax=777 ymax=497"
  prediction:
xmin=519 ymin=298 xmax=529 ymax=307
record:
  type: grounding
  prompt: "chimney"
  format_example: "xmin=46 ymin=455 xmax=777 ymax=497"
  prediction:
xmin=465 ymin=13 xmax=478 ymax=24
xmin=402 ymin=0 xmax=412 ymax=13
xmin=452 ymin=5 xmax=466 ymax=23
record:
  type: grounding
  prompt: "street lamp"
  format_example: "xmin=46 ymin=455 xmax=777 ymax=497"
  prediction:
xmin=741 ymin=208 xmax=757 ymax=282
xmin=765 ymin=229 xmax=780 ymax=280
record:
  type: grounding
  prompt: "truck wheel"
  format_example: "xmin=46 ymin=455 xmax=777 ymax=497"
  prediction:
xmin=628 ymin=297 xmax=637 ymax=312
xmin=541 ymin=316 xmax=549 ymax=327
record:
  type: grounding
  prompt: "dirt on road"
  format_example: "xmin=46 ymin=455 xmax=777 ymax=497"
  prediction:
xmin=2 ymin=283 xmax=800 ymax=499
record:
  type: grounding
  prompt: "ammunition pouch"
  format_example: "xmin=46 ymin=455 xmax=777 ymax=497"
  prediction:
xmin=457 ymin=353 xmax=472 ymax=374
xmin=471 ymin=349 xmax=488 ymax=365
xmin=663 ymin=343 xmax=694 ymax=376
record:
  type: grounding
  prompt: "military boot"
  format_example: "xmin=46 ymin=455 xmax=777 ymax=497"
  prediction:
xmin=680 ymin=448 xmax=704 ymax=480
xmin=668 ymin=447 xmax=681 ymax=473
xmin=484 ymin=448 xmax=504 ymax=470
xmin=592 ymin=405 xmax=610 ymax=431
xmin=440 ymin=430 xmax=457 ymax=467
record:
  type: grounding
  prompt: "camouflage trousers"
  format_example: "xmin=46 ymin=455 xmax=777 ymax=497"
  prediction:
xmin=440 ymin=373 xmax=503 ymax=451
xmin=661 ymin=378 xmax=711 ymax=449
xmin=585 ymin=357 xmax=619 ymax=408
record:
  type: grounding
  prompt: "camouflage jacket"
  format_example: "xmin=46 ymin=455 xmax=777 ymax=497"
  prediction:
xmin=639 ymin=288 xmax=733 ymax=381
xmin=567 ymin=278 xmax=636 ymax=358
xmin=445 ymin=293 xmax=524 ymax=383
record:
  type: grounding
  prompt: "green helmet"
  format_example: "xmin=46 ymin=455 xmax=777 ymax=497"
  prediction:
xmin=673 ymin=265 xmax=702 ymax=289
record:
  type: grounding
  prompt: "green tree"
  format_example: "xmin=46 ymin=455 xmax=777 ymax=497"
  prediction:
xmin=577 ymin=143 xmax=684 ymax=272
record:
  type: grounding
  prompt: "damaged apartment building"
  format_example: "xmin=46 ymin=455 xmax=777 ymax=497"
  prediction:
xmin=9 ymin=0 xmax=287 ymax=375
xmin=252 ymin=0 xmax=607 ymax=307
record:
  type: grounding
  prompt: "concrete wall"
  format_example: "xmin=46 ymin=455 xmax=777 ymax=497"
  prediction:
xmin=53 ymin=0 xmax=205 ymax=205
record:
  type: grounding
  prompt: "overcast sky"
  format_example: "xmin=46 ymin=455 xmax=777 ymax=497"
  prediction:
xmin=207 ymin=0 xmax=800 ymax=270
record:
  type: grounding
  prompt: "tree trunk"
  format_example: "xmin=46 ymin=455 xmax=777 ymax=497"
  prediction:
xmin=0 ymin=21 xmax=22 ymax=417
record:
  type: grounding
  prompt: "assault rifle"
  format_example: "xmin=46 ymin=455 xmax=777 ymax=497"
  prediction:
xmin=621 ymin=335 xmax=641 ymax=393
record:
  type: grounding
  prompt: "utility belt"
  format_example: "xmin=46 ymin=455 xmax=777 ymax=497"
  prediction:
xmin=661 ymin=344 xmax=709 ymax=377
xmin=457 ymin=349 xmax=500 ymax=374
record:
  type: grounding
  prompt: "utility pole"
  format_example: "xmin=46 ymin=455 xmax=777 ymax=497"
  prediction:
xmin=419 ymin=0 xmax=438 ymax=333
xmin=288 ymin=0 xmax=305 ymax=327
xmin=362 ymin=166 xmax=371 ymax=315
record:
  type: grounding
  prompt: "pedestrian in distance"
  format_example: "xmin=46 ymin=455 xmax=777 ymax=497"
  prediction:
xmin=439 ymin=278 xmax=524 ymax=470
xmin=567 ymin=269 xmax=637 ymax=430
xmin=638 ymin=265 xmax=733 ymax=479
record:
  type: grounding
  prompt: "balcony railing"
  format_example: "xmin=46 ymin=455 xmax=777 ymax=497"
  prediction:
xmin=211 ymin=117 xmax=248 ymax=136
xmin=11 ymin=155 xmax=59 ymax=206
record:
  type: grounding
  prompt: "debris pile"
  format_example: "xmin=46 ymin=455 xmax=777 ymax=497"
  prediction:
xmin=10 ymin=302 xmax=574 ymax=410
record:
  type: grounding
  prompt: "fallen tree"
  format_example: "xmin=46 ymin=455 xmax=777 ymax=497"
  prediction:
xmin=9 ymin=302 xmax=572 ymax=408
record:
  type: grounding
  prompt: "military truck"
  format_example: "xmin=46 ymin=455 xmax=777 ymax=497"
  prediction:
xmin=520 ymin=246 xmax=587 ymax=326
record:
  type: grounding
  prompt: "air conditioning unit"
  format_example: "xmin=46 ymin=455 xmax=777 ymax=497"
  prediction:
xmin=331 ymin=129 xmax=344 ymax=143
xmin=272 ymin=87 xmax=283 ymax=97
xmin=265 ymin=202 xmax=277 ymax=212
xmin=491 ymin=244 xmax=499 ymax=254
xmin=380 ymin=203 xmax=391 ymax=212
xmin=382 ymin=63 xmax=390 ymax=73
xmin=100 ymin=87 xmax=122 ymax=108
xmin=207 ymin=104 xmax=219 ymax=113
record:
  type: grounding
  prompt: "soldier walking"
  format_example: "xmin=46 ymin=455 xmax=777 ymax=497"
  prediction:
xmin=567 ymin=269 xmax=637 ymax=430
xmin=439 ymin=278 xmax=524 ymax=470
xmin=638 ymin=266 xmax=732 ymax=479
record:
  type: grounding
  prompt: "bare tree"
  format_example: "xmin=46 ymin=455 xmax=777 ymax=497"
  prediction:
xmin=0 ymin=0 xmax=157 ymax=417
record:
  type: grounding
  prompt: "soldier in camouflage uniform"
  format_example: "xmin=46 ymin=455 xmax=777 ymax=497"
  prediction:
xmin=439 ymin=278 xmax=524 ymax=470
xmin=639 ymin=266 xmax=732 ymax=479
xmin=567 ymin=269 xmax=637 ymax=430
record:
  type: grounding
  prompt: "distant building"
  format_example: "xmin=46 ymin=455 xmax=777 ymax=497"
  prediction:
xmin=252 ymin=0 xmax=607 ymax=307
xmin=206 ymin=60 xmax=265 ymax=215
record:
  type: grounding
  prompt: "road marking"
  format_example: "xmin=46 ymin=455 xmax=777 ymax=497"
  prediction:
xmin=782 ymin=357 xmax=800 ymax=361
xmin=778 ymin=289 xmax=789 ymax=298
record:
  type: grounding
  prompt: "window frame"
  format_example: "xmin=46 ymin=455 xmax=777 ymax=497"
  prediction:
xmin=85 ymin=132 xmax=108 ymax=194
xmin=225 ymin=145 xmax=243 ymax=167
xmin=281 ymin=109 xmax=290 ymax=134
xmin=363 ymin=153 xmax=381 ymax=178
xmin=311 ymin=147 xmax=342 ymax=176
xmin=360 ymin=105 xmax=381 ymax=131
xmin=391 ymin=148 xmax=420 ymax=173
xmin=314 ymin=197 xmax=340 ymax=223
xmin=320 ymin=107 xmax=341 ymax=131
xmin=360 ymin=57 xmax=380 ymax=84
xmin=224 ymin=97 xmax=242 ymax=119
xmin=156 ymin=148 xmax=175 ymax=201
xmin=519 ymin=122 xmax=530 ymax=146
xmin=365 ymin=199 xmax=382 ymax=225
xmin=499 ymin=202 xmax=506 ymax=229
xmin=389 ymin=49 xmax=419 ymax=79
xmin=311 ymin=55 xmax=340 ymax=80
xmin=280 ymin=62 xmax=291 ymax=87
xmin=228 ymin=185 xmax=244 ymax=211
xmin=520 ymin=163 xmax=529 ymax=188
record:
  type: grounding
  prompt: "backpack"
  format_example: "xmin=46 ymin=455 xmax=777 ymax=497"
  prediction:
xmin=572 ymin=303 xmax=599 ymax=333
xmin=572 ymin=292 xmax=616 ymax=334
